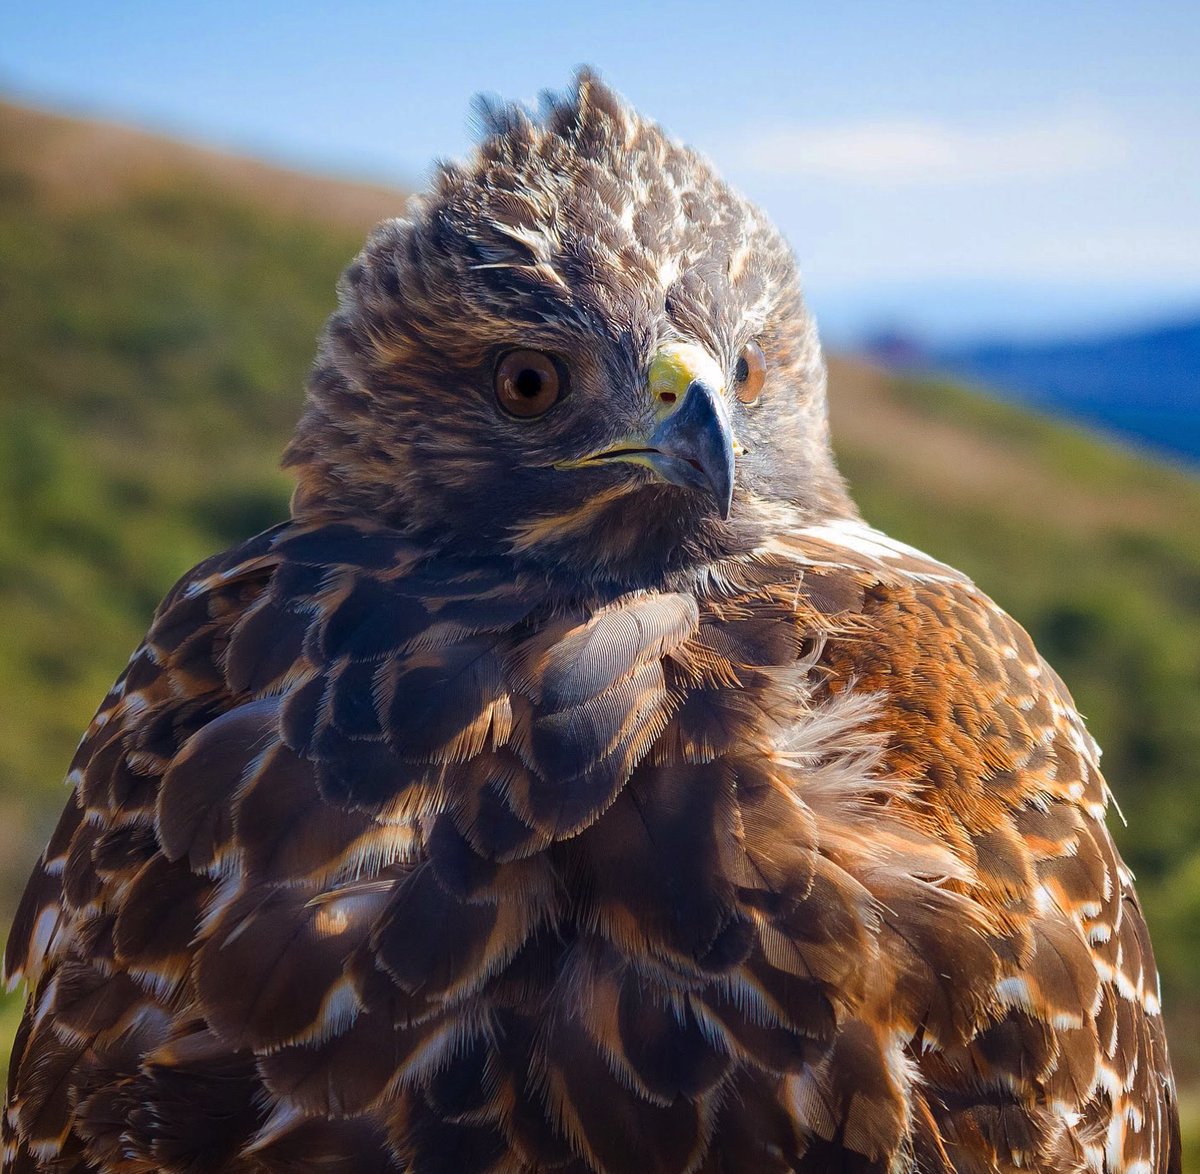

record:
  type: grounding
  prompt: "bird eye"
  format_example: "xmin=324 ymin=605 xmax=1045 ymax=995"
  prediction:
xmin=733 ymin=340 xmax=766 ymax=405
xmin=494 ymin=349 xmax=565 ymax=418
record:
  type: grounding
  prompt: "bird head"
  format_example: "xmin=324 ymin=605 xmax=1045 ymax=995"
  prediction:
xmin=285 ymin=71 xmax=853 ymax=588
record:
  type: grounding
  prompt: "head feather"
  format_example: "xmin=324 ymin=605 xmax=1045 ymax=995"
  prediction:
xmin=285 ymin=71 xmax=852 ymax=587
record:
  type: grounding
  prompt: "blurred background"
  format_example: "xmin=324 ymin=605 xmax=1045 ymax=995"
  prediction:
xmin=1 ymin=0 xmax=1197 ymax=1157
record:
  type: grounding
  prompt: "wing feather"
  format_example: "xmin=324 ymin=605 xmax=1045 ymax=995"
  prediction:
xmin=2 ymin=516 xmax=1178 ymax=1173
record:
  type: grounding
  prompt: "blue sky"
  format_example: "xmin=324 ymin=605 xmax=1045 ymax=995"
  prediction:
xmin=4 ymin=0 xmax=1199 ymax=342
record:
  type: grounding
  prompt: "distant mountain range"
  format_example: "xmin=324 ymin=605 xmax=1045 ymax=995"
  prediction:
xmin=868 ymin=316 xmax=1200 ymax=465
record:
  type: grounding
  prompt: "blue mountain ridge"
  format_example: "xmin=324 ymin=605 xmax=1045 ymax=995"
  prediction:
xmin=922 ymin=316 xmax=1200 ymax=465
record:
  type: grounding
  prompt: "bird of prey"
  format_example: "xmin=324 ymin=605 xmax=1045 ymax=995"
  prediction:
xmin=3 ymin=73 xmax=1179 ymax=1174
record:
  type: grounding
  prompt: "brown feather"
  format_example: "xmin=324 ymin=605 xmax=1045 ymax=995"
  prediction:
xmin=3 ymin=73 xmax=1178 ymax=1174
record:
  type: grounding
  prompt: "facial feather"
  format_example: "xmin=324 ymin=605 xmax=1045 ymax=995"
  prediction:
xmin=285 ymin=71 xmax=852 ymax=588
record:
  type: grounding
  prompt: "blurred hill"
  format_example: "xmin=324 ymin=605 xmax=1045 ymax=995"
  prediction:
xmin=1 ymin=98 xmax=1198 ymax=1149
xmin=870 ymin=316 xmax=1200 ymax=466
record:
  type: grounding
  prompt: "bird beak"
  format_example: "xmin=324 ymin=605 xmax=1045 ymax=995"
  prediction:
xmin=560 ymin=343 xmax=740 ymax=520
xmin=644 ymin=351 xmax=737 ymax=519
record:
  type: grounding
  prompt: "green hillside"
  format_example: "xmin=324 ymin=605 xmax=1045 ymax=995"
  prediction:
xmin=1 ymin=99 xmax=1197 ymax=1151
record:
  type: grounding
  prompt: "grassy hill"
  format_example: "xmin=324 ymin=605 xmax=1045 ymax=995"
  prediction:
xmin=929 ymin=317 xmax=1200 ymax=465
xmin=2 ymin=98 xmax=1198 ymax=1152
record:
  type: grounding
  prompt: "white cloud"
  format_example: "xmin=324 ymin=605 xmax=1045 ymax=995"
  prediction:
xmin=736 ymin=109 xmax=1127 ymax=186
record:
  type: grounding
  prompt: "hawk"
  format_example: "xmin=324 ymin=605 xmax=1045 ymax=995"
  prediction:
xmin=3 ymin=73 xmax=1180 ymax=1174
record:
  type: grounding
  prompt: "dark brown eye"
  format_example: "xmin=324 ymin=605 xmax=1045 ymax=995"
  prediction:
xmin=494 ymin=349 xmax=565 ymax=418
xmin=733 ymin=340 xmax=766 ymax=405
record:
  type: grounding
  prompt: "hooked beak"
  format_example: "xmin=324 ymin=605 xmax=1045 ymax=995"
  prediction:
xmin=644 ymin=379 xmax=736 ymax=519
xmin=560 ymin=343 xmax=739 ymax=519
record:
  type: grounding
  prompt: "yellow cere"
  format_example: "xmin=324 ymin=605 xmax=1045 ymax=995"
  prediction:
xmin=649 ymin=342 xmax=745 ymax=453
xmin=648 ymin=342 xmax=727 ymax=417
xmin=555 ymin=341 xmax=744 ymax=470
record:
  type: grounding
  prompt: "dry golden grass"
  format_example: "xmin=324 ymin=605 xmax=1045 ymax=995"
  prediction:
xmin=2 ymin=100 xmax=407 ymax=230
